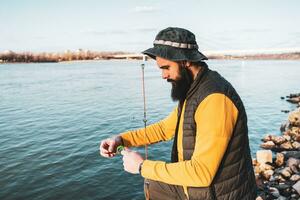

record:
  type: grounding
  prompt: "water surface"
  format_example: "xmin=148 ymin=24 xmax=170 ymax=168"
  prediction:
xmin=0 ymin=60 xmax=299 ymax=199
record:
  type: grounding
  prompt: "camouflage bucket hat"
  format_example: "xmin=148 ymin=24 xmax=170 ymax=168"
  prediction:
xmin=142 ymin=27 xmax=208 ymax=62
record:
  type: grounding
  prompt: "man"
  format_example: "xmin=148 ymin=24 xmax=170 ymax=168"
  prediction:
xmin=100 ymin=27 xmax=257 ymax=200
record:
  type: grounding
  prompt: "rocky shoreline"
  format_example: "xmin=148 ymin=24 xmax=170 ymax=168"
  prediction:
xmin=254 ymin=93 xmax=300 ymax=200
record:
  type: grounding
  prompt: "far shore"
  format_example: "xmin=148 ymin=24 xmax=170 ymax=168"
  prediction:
xmin=1 ymin=49 xmax=300 ymax=64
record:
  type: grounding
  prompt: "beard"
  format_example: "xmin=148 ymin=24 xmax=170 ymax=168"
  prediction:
xmin=167 ymin=65 xmax=193 ymax=102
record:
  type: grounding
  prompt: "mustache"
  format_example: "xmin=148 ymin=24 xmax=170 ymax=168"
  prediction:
xmin=167 ymin=79 xmax=175 ymax=83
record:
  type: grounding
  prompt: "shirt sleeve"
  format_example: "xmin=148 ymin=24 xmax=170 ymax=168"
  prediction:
xmin=120 ymin=107 xmax=178 ymax=147
xmin=141 ymin=93 xmax=239 ymax=187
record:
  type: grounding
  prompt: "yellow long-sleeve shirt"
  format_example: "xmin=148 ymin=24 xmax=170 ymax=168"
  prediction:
xmin=121 ymin=93 xmax=238 ymax=195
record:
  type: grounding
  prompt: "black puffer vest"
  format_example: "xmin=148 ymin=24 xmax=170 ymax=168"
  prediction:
xmin=171 ymin=66 xmax=257 ymax=200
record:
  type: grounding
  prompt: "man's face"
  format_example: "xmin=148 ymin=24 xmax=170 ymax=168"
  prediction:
xmin=156 ymin=57 xmax=193 ymax=101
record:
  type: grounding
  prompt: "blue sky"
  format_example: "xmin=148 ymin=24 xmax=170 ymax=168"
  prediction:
xmin=0 ymin=0 xmax=299 ymax=52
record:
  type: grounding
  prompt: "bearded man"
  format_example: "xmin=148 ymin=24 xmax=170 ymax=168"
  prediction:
xmin=100 ymin=27 xmax=257 ymax=200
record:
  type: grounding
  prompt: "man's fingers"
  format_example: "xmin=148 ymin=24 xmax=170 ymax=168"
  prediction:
xmin=100 ymin=151 xmax=110 ymax=158
xmin=120 ymin=147 xmax=130 ymax=156
xmin=108 ymin=140 xmax=115 ymax=152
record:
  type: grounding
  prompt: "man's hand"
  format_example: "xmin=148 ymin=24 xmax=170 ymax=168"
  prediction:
xmin=121 ymin=148 xmax=144 ymax=174
xmin=99 ymin=136 xmax=123 ymax=158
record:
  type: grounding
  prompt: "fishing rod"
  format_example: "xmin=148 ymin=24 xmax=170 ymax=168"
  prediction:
xmin=116 ymin=55 xmax=148 ymax=159
xmin=141 ymin=55 xmax=150 ymax=200
xmin=116 ymin=55 xmax=150 ymax=200
xmin=141 ymin=55 xmax=148 ymax=160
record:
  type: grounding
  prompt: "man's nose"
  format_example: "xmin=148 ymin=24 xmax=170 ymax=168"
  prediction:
xmin=162 ymin=71 xmax=169 ymax=79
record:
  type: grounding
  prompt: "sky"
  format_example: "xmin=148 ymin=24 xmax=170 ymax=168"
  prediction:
xmin=0 ymin=0 xmax=300 ymax=53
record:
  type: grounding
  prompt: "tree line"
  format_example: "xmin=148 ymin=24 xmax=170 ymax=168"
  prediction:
xmin=0 ymin=49 xmax=128 ymax=63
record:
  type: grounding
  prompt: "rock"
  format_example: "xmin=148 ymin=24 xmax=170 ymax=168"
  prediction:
xmin=295 ymin=134 xmax=300 ymax=142
xmin=262 ymin=169 xmax=274 ymax=180
xmin=283 ymin=134 xmax=291 ymax=141
xmin=275 ymin=153 xmax=285 ymax=167
xmin=282 ymin=151 xmax=300 ymax=159
xmin=276 ymin=196 xmax=287 ymax=200
xmin=287 ymin=157 xmax=300 ymax=168
xmin=269 ymin=175 xmax=276 ymax=182
xmin=254 ymin=166 xmax=261 ymax=174
xmin=291 ymin=166 xmax=299 ymax=174
xmin=276 ymin=183 xmax=290 ymax=191
xmin=252 ymin=159 xmax=258 ymax=166
xmin=281 ymin=110 xmax=290 ymax=113
xmin=287 ymin=157 xmax=300 ymax=174
xmin=262 ymin=134 xmax=273 ymax=142
xmin=261 ymin=141 xmax=276 ymax=149
xmin=290 ymin=127 xmax=300 ymax=136
xmin=288 ymin=93 xmax=300 ymax=98
xmin=262 ymin=163 xmax=274 ymax=170
xmin=287 ymin=97 xmax=300 ymax=104
xmin=288 ymin=109 xmax=300 ymax=126
xmin=292 ymin=180 xmax=300 ymax=195
xmin=280 ymin=123 xmax=287 ymax=132
xmin=280 ymin=141 xmax=293 ymax=150
xmin=280 ymin=167 xmax=292 ymax=178
xmin=292 ymin=141 xmax=300 ymax=149
xmin=257 ymin=150 xmax=273 ymax=164
xmin=269 ymin=187 xmax=280 ymax=198
xmin=291 ymin=193 xmax=300 ymax=199
xmin=290 ymin=174 xmax=300 ymax=182
xmin=274 ymin=174 xmax=286 ymax=182
xmin=272 ymin=136 xmax=286 ymax=145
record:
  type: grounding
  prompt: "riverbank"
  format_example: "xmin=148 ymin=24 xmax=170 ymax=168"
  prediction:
xmin=254 ymin=93 xmax=300 ymax=200
xmin=0 ymin=49 xmax=300 ymax=64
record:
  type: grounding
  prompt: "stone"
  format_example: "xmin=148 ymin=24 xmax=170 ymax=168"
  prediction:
xmin=252 ymin=159 xmax=258 ymax=166
xmin=292 ymin=141 xmax=300 ymax=149
xmin=292 ymin=180 xmax=300 ymax=195
xmin=262 ymin=134 xmax=272 ymax=142
xmin=288 ymin=93 xmax=300 ymax=98
xmin=257 ymin=150 xmax=273 ymax=164
xmin=287 ymin=158 xmax=300 ymax=168
xmin=276 ymin=196 xmax=287 ymax=200
xmin=291 ymin=193 xmax=300 ymax=199
xmin=269 ymin=175 xmax=276 ymax=182
xmin=269 ymin=187 xmax=280 ymax=198
xmin=283 ymin=134 xmax=291 ymax=141
xmin=280 ymin=167 xmax=292 ymax=178
xmin=290 ymin=127 xmax=300 ymax=136
xmin=274 ymin=174 xmax=286 ymax=182
xmin=262 ymin=169 xmax=274 ymax=180
xmin=295 ymin=134 xmax=300 ymax=142
xmin=282 ymin=151 xmax=300 ymax=159
xmin=291 ymin=166 xmax=299 ymax=174
xmin=287 ymin=97 xmax=300 ymax=104
xmin=290 ymin=174 xmax=300 ymax=182
xmin=254 ymin=166 xmax=261 ymax=174
xmin=288 ymin=109 xmax=300 ymax=126
xmin=280 ymin=141 xmax=293 ymax=150
xmin=261 ymin=163 xmax=274 ymax=170
xmin=276 ymin=183 xmax=290 ymax=191
xmin=280 ymin=123 xmax=287 ymax=132
xmin=260 ymin=141 xmax=276 ymax=149
xmin=287 ymin=157 xmax=300 ymax=174
xmin=275 ymin=153 xmax=285 ymax=167
xmin=272 ymin=135 xmax=287 ymax=145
